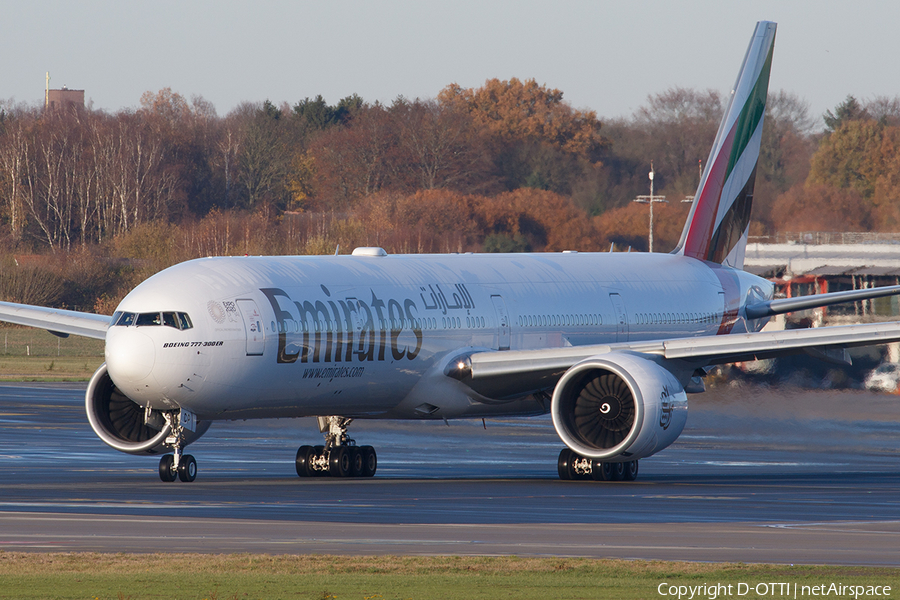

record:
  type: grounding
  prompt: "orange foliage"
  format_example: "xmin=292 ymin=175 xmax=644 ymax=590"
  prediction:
xmin=593 ymin=202 xmax=691 ymax=252
xmin=871 ymin=126 xmax=900 ymax=230
xmin=352 ymin=188 xmax=602 ymax=253
xmin=770 ymin=184 xmax=871 ymax=232
xmin=356 ymin=190 xmax=482 ymax=253
xmin=477 ymin=188 xmax=601 ymax=251
xmin=438 ymin=78 xmax=605 ymax=157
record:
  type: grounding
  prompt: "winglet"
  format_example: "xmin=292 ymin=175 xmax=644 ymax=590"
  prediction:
xmin=674 ymin=21 xmax=776 ymax=269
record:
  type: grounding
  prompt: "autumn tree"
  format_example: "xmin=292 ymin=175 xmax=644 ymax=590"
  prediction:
xmin=592 ymin=200 xmax=691 ymax=253
xmin=309 ymin=103 xmax=403 ymax=209
xmin=753 ymin=90 xmax=818 ymax=231
xmin=808 ymin=119 xmax=883 ymax=199
xmin=475 ymin=188 xmax=600 ymax=252
xmin=770 ymin=183 xmax=871 ymax=232
xmin=602 ymin=87 xmax=722 ymax=210
xmin=438 ymin=78 xmax=607 ymax=202
xmin=390 ymin=98 xmax=491 ymax=192
xmin=235 ymin=100 xmax=293 ymax=211
xmin=285 ymin=95 xmax=363 ymax=211
xmin=439 ymin=78 xmax=604 ymax=155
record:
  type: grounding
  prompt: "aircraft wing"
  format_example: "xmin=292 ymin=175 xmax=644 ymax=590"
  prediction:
xmin=0 ymin=301 xmax=111 ymax=340
xmin=453 ymin=321 xmax=900 ymax=399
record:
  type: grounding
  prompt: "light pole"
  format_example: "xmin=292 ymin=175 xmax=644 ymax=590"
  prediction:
xmin=632 ymin=162 xmax=667 ymax=252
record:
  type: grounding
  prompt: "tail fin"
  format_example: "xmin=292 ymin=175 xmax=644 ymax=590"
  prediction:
xmin=674 ymin=21 xmax=776 ymax=269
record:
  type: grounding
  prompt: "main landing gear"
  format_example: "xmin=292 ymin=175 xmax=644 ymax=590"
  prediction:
xmin=158 ymin=411 xmax=197 ymax=483
xmin=557 ymin=448 xmax=639 ymax=482
xmin=295 ymin=416 xmax=377 ymax=478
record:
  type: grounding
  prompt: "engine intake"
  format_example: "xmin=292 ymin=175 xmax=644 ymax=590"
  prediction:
xmin=551 ymin=353 xmax=687 ymax=461
xmin=86 ymin=364 xmax=209 ymax=455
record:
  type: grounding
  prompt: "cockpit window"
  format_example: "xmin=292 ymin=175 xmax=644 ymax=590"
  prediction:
xmin=162 ymin=312 xmax=178 ymax=328
xmin=112 ymin=311 xmax=136 ymax=326
xmin=136 ymin=312 xmax=162 ymax=326
xmin=113 ymin=311 xmax=193 ymax=330
xmin=177 ymin=312 xmax=193 ymax=330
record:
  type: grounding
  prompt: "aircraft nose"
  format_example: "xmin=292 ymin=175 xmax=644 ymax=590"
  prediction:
xmin=106 ymin=329 xmax=156 ymax=384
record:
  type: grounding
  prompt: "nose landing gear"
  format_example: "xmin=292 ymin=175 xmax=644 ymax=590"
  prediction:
xmin=295 ymin=416 xmax=377 ymax=478
xmin=158 ymin=451 xmax=197 ymax=482
xmin=157 ymin=410 xmax=198 ymax=483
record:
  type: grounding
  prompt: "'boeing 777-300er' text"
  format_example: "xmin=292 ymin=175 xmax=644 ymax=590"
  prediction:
xmin=3 ymin=21 xmax=900 ymax=483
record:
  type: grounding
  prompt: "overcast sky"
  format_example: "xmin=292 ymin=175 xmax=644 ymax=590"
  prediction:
xmin=3 ymin=1 xmax=897 ymax=127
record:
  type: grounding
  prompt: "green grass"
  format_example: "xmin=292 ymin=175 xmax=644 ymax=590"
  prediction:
xmin=0 ymin=325 xmax=104 ymax=380
xmin=0 ymin=554 xmax=897 ymax=600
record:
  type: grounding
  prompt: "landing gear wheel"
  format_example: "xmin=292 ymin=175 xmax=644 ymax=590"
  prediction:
xmin=308 ymin=446 xmax=328 ymax=477
xmin=349 ymin=447 xmax=364 ymax=477
xmin=622 ymin=460 xmax=639 ymax=481
xmin=159 ymin=455 xmax=177 ymax=482
xmin=309 ymin=417 xmax=377 ymax=478
xmin=360 ymin=445 xmax=377 ymax=477
xmin=329 ymin=446 xmax=351 ymax=477
xmin=610 ymin=461 xmax=625 ymax=481
xmin=178 ymin=454 xmax=197 ymax=482
xmin=590 ymin=459 xmax=608 ymax=481
xmin=593 ymin=461 xmax=616 ymax=482
xmin=296 ymin=445 xmax=315 ymax=477
xmin=557 ymin=448 xmax=577 ymax=480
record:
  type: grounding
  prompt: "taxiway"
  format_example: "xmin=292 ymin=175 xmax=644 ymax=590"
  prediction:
xmin=1 ymin=382 xmax=898 ymax=564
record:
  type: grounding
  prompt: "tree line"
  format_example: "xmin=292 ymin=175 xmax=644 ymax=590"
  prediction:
xmin=0 ymin=82 xmax=897 ymax=310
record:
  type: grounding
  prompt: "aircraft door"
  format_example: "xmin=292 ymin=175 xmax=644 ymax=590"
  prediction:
xmin=490 ymin=295 xmax=510 ymax=350
xmin=609 ymin=293 xmax=629 ymax=342
xmin=236 ymin=299 xmax=265 ymax=356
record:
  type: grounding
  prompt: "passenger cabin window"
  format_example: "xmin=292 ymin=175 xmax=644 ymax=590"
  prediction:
xmin=112 ymin=310 xmax=193 ymax=330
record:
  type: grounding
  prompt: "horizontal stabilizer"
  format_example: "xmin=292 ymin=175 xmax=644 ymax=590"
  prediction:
xmin=746 ymin=284 xmax=900 ymax=319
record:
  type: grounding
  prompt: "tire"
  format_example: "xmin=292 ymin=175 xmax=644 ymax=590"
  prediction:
xmin=349 ymin=447 xmax=364 ymax=477
xmin=312 ymin=445 xmax=327 ymax=476
xmin=623 ymin=460 xmax=639 ymax=481
xmin=594 ymin=461 xmax=615 ymax=482
xmin=557 ymin=448 xmax=577 ymax=480
xmin=329 ymin=446 xmax=351 ymax=477
xmin=610 ymin=461 xmax=625 ymax=481
xmin=158 ymin=455 xmax=177 ymax=482
xmin=361 ymin=446 xmax=377 ymax=477
xmin=295 ymin=445 xmax=315 ymax=477
xmin=178 ymin=454 xmax=197 ymax=482
xmin=590 ymin=459 xmax=606 ymax=481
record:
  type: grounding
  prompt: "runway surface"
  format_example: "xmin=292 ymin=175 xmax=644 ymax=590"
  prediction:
xmin=1 ymin=381 xmax=899 ymax=564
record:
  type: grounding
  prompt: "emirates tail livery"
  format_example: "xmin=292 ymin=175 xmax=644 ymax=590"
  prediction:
xmin=4 ymin=21 xmax=900 ymax=483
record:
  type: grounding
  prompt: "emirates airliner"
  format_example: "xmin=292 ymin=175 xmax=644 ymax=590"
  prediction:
xmin=3 ymin=21 xmax=900 ymax=483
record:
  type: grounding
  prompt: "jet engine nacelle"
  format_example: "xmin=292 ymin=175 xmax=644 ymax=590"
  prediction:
xmin=551 ymin=353 xmax=687 ymax=461
xmin=85 ymin=364 xmax=210 ymax=455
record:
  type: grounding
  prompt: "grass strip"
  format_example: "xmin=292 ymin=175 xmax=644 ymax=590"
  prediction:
xmin=0 ymin=325 xmax=104 ymax=380
xmin=0 ymin=553 xmax=897 ymax=600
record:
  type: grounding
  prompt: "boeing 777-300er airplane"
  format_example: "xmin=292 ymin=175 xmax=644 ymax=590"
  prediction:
xmin=3 ymin=21 xmax=900 ymax=483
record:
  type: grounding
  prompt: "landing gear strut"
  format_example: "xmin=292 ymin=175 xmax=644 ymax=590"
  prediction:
xmin=557 ymin=448 xmax=639 ymax=482
xmin=158 ymin=410 xmax=198 ymax=483
xmin=295 ymin=416 xmax=377 ymax=478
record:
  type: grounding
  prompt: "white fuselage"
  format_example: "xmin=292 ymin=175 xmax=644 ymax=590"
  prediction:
xmin=104 ymin=251 xmax=771 ymax=421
